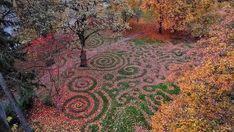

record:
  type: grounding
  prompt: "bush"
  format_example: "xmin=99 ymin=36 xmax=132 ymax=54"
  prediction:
xmin=228 ymin=21 xmax=234 ymax=29
xmin=143 ymin=10 xmax=158 ymax=22
xmin=190 ymin=14 xmax=220 ymax=38
xmin=0 ymin=118 xmax=10 ymax=132
xmin=42 ymin=94 xmax=54 ymax=107
xmin=4 ymin=105 xmax=20 ymax=130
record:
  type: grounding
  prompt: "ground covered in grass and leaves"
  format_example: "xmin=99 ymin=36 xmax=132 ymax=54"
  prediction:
xmin=22 ymin=26 xmax=196 ymax=131
xmin=15 ymin=7 xmax=233 ymax=132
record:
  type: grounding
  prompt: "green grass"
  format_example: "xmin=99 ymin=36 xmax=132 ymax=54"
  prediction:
xmin=91 ymin=91 xmax=109 ymax=122
xmin=89 ymin=124 xmax=99 ymax=132
xmin=145 ymin=38 xmax=163 ymax=45
xmin=101 ymin=83 xmax=180 ymax=131
xmin=155 ymin=91 xmax=171 ymax=102
xmin=154 ymin=83 xmax=181 ymax=95
xmin=42 ymin=94 xmax=54 ymax=107
xmin=133 ymin=39 xmax=145 ymax=46
xmin=103 ymin=106 xmax=150 ymax=132
xmin=139 ymin=103 xmax=154 ymax=115
xmin=138 ymin=94 xmax=146 ymax=100
xmin=149 ymin=94 xmax=161 ymax=105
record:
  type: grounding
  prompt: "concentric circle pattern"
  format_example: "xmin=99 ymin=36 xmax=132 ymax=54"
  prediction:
xmin=86 ymin=34 xmax=104 ymax=49
xmin=143 ymin=77 xmax=154 ymax=84
xmin=62 ymin=93 xmax=98 ymax=120
xmin=88 ymin=53 xmax=126 ymax=71
xmin=118 ymin=65 xmax=140 ymax=76
xmin=62 ymin=91 xmax=108 ymax=124
xmin=103 ymin=73 xmax=114 ymax=80
xmin=34 ymin=38 xmax=192 ymax=131
xmin=67 ymin=96 xmax=90 ymax=113
xmin=68 ymin=76 xmax=97 ymax=92
xmin=117 ymin=65 xmax=147 ymax=80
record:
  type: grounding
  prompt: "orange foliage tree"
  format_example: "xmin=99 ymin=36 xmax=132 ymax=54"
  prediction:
xmin=140 ymin=0 xmax=219 ymax=35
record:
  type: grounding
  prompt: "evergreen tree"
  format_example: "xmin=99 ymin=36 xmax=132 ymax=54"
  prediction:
xmin=0 ymin=1 xmax=38 ymax=131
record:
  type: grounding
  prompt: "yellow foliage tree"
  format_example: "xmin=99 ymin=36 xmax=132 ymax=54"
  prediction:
xmin=140 ymin=0 xmax=219 ymax=35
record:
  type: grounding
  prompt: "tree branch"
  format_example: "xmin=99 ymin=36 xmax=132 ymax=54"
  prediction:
xmin=85 ymin=29 xmax=100 ymax=40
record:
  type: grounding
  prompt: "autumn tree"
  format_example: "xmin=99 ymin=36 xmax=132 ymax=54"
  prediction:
xmin=16 ymin=0 xmax=131 ymax=67
xmin=141 ymin=0 xmax=219 ymax=35
xmin=141 ymin=0 xmax=182 ymax=34
xmin=112 ymin=0 xmax=135 ymax=22
xmin=167 ymin=0 xmax=219 ymax=36
xmin=186 ymin=0 xmax=219 ymax=37
xmin=15 ymin=0 xmax=63 ymax=39
xmin=62 ymin=0 xmax=130 ymax=67
xmin=141 ymin=0 xmax=169 ymax=33
xmin=166 ymin=0 xmax=190 ymax=32
xmin=127 ymin=0 xmax=143 ymax=22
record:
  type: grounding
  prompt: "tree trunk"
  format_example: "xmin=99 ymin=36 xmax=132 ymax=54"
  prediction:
xmin=80 ymin=47 xmax=87 ymax=67
xmin=12 ymin=0 xmax=17 ymax=7
xmin=0 ymin=73 xmax=32 ymax=132
xmin=122 ymin=11 xmax=128 ymax=22
xmin=0 ymin=104 xmax=10 ymax=131
xmin=136 ymin=16 xmax=140 ymax=23
xmin=157 ymin=0 xmax=163 ymax=34
xmin=159 ymin=19 xmax=163 ymax=34
xmin=77 ymin=31 xmax=87 ymax=67
xmin=158 ymin=7 xmax=163 ymax=34
xmin=54 ymin=35 xmax=61 ymax=114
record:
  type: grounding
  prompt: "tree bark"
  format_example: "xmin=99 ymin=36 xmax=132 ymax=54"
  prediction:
xmin=159 ymin=18 xmax=163 ymax=34
xmin=157 ymin=0 xmax=163 ymax=34
xmin=78 ymin=32 xmax=87 ymax=67
xmin=80 ymin=47 xmax=87 ymax=67
xmin=136 ymin=16 xmax=140 ymax=23
xmin=0 ymin=104 xmax=10 ymax=131
xmin=0 ymin=73 xmax=32 ymax=132
xmin=12 ymin=0 xmax=17 ymax=7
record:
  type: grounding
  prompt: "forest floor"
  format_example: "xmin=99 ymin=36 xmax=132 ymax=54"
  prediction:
xmin=24 ymin=22 xmax=198 ymax=131
xmin=0 ymin=2 xmax=232 ymax=131
xmin=15 ymin=8 xmax=234 ymax=131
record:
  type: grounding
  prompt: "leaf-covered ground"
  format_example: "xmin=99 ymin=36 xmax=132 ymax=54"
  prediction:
xmin=152 ymin=8 xmax=234 ymax=131
xmin=24 ymin=30 xmax=196 ymax=131
xmin=19 ymin=7 xmax=234 ymax=132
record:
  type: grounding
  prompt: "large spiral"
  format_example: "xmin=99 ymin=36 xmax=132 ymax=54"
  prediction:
xmin=88 ymin=53 xmax=126 ymax=71
xmin=62 ymin=92 xmax=108 ymax=122
xmin=68 ymin=76 xmax=97 ymax=92
xmin=118 ymin=66 xmax=139 ymax=75
xmin=86 ymin=34 xmax=104 ymax=49
xmin=117 ymin=65 xmax=147 ymax=80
